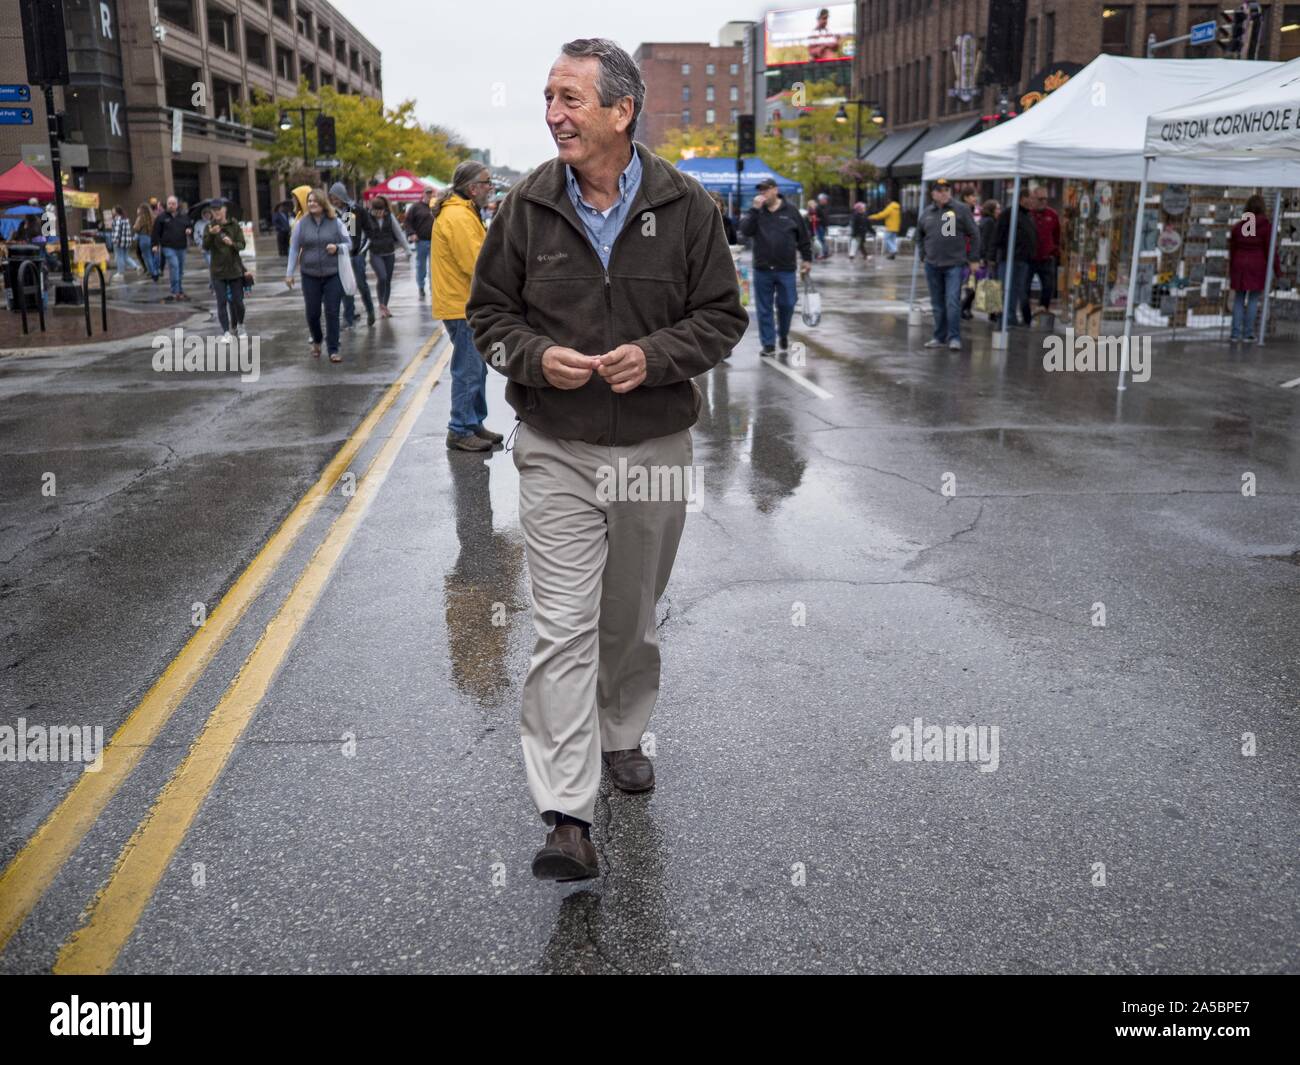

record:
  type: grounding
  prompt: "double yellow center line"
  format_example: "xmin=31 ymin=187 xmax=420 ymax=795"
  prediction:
xmin=0 ymin=328 xmax=452 ymax=971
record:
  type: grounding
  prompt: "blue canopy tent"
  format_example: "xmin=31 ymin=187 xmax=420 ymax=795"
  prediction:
xmin=674 ymin=157 xmax=802 ymax=213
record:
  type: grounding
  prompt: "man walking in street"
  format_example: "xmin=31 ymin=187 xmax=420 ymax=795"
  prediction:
xmin=1029 ymin=185 xmax=1060 ymax=319
xmin=815 ymin=191 xmax=833 ymax=259
xmin=432 ymin=160 xmax=500 ymax=453
xmin=869 ymin=197 xmax=901 ymax=258
xmin=995 ymin=186 xmax=1039 ymax=326
xmin=468 ymin=37 xmax=747 ymax=881
xmin=109 ymin=206 xmax=135 ymax=281
xmin=917 ymin=178 xmax=979 ymax=350
xmin=329 ymin=183 xmax=376 ymax=328
xmin=272 ymin=201 xmax=293 ymax=258
xmin=848 ymin=201 xmax=871 ymax=262
xmin=152 ymin=195 xmax=192 ymax=302
xmin=405 ymin=186 xmax=436 ymax=300
xmin=739 ymin=177 xmax=812 ymax=359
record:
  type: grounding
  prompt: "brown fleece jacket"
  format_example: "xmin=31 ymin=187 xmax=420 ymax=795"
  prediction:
xmin=467 ymin=142 xmax=748 ymax=446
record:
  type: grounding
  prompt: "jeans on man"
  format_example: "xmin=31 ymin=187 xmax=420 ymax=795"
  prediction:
xmin=1231 ymin=289 xmax=1261 ymax=340
xmin=753 ymin=267 xmax=797 ymax=349
xmin=445 ymin=318 xmax=489 ymax=436
xmin=1000 ymin=259 xmax=1033 ymax=325
xmin=1029 ymin=256 xmax=1056 ymax=309
xmin=415 ymin=239 xmax=431 ymax=294
xmin=301 ymin=272 xmax=343 ymax=354
xmin=342 ymin=250 xmax=374 ymax=325
xmin=924 ymin=262 xmax=964 ymax=343
xmin=162 ymin=246 xmax=185 ymax=295
xmin=884 ymin=230 xmax=898 ymax=256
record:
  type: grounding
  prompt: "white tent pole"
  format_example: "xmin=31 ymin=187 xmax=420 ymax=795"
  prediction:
xmin=1118 ymin=156 xmax=1151 ymax=392
xmin=1256 ymin=188 xmax=1283 ymax=347
xmin=908 ymin=181 xmax=926 ymax=312
xmin=995 ymin=175 xmax=1022 ymax=350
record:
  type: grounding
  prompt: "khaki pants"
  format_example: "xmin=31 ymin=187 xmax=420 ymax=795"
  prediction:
xmin=513 ymin=419 xmax=691 ymax=825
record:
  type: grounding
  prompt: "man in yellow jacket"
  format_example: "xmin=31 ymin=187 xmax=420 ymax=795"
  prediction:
xmin=868 ymin=198 xmax=902 ymax=259
xmin=432 ymin=160 xmax=501 ymax=451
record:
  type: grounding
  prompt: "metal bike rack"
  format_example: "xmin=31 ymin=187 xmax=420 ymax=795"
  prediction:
xmin=16 ymin=259 xmax=46 ymax=336
xmin=83 ymin=262 xmax=108 ymax=337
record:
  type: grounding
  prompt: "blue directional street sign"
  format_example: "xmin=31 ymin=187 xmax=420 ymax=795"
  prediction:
xmin=1190 ymin=20 xmax=1217 ymax=45
xmin=0 ymin=84 xmax=32 ymax=103
xmin=0 ymin=107 xmax=35 ymax=125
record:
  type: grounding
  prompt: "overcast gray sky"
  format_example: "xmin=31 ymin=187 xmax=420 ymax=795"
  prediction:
xmin=331 ymin=0 xmax=770 ymax=172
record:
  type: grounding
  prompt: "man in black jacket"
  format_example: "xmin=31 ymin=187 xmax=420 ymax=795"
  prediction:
xmin=738 ymin=177 xmax=812 ymax=357
xmin=151 ymin=195 xmax=192 ymax=301
xmin=994 ymin=188 xmax=1039 ymax=326
xmin=848 ymin=201 xmax=871 ymax=261
xmin=404 ymin=187 xmax=436 ymax=299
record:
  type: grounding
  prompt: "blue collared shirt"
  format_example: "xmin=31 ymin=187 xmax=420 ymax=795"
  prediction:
xmin=564 ymin=147 xmax=642 ymax=271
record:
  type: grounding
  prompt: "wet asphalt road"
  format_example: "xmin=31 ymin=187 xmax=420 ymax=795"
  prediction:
xmin=1 ymin=248 xmax=1297 ymax=974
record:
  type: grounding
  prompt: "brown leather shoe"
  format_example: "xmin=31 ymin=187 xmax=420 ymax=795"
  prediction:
xmin=602 ymin=748 xmax=655 ymax=793
xmin=531 ymin=824 xmax=599 ymax=882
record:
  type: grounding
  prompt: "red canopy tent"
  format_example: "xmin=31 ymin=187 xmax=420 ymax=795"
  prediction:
xmin=362 ymin=170 xmax=431 ymax=203
xmin=0 ymin=161 xmax=55 ymax=205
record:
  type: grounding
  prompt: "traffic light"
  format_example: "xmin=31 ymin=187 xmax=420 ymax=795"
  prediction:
xmin=1245 ymin=1 xmax=1265 ymax=59
xmin=19 ymin=0 xmax=70 ymax=86
xmin=736 ymin=114 xmax=756 ymax=156
xmin=316 ymin=114 xmax=336 ymax=155
xmin=1218 ymin=4 xmax=1248 ymax=54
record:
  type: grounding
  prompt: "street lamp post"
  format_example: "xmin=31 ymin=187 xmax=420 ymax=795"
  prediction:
xmin=279 ymin=106 xmax=322 ymax=168
xmin=834 ymin=100 xmax=884 ymax=203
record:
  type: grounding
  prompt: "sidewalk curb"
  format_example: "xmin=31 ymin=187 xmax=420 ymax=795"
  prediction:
xmin=0 ymin=311 xmax=212 ymax=359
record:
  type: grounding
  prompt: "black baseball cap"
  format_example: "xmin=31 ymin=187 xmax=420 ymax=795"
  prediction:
xmin=932 ymin=178 xmax=952 ymax=190
xmin=755 ymin=178 xmax=778 ymax=191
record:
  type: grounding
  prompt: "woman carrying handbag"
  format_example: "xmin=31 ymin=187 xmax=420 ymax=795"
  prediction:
xmin=286 ymin=187 xmax=352 ymax=363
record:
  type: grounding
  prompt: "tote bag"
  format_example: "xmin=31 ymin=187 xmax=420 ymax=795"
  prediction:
xmin=974 ymin=277 xmax=1002 ymax=315
xmin=337 ymin=235 xmax=357 ymax=297
xmin=800 ymin=273 xmax=822 ymax=327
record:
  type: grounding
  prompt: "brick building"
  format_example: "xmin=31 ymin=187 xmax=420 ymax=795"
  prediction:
xmin=854 ymin=0 xmax=1300 ymax=208
xmin=2 ymin=0 xmax=381 ymax=227
xmin=634 ymin=25 xmax=753 ymax=153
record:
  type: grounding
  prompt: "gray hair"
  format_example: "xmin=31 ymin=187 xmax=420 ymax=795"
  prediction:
xmin=431 ymin=159 xmax=491 ymax=222
xmin=560 ymin=37 xmax=644 ymax=138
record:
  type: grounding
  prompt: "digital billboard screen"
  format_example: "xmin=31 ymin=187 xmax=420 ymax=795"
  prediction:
xmin=765 ymin=4 xmax=856 ymax=67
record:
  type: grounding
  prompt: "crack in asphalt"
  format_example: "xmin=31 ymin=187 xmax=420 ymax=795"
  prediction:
xmin=904 ymin=502 xmax=985 ymax=571
xmin=59 ymin=440 xmax=181 ymax=515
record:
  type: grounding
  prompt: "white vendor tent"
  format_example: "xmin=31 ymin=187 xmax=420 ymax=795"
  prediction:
xmin=1145 ymin=57 xmax=1300 ymax=348
xmin=923 ymin=54 xmax=1282 ymax=185
xmin=1145 ymin=55 xmax=1300 ymax=164
xmin=917 ymin=55 xmax=1287 ymax=386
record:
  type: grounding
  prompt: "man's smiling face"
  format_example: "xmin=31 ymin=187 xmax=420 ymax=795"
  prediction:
xmin=544 ymin=54 xmax=629 ymax=170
